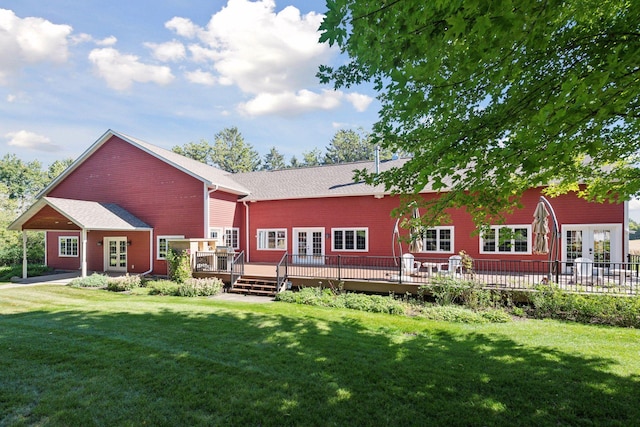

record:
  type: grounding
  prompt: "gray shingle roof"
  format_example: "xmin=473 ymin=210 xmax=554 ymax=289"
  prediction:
xmin=232 ymin=158 xmax=411 ymax=201
xmin=8 ymin=197 xmax=152 ymax=231
xmin=45 ymin=197 xmax=151 ymax=230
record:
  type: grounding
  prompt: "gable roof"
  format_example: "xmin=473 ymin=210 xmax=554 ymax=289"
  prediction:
xmin=39 ymin=129 xmax=250 ymax=198
xmin=9 ymin=197 xmax=151 ymax=231
xmin=232 ymin=158 xmax=412 ymax=202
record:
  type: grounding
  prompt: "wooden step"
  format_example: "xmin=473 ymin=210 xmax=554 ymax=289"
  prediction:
xmin=229 ymin=276 xmax=278 ymax=297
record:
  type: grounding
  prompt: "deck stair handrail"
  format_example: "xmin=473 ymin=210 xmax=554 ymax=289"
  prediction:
xmin=231 ymin=251 xmax=245 ymax=285
xmin=276 ymin=252 xmax=289 ymax=293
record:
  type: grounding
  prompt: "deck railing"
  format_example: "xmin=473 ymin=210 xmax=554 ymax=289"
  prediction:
xmin=194 ymin=251 xmax=239 ymax=273
xmin=193 ymin=252 xmax=640 ymax=295
xmin=279 ymin=254 xmax=640 ymax=295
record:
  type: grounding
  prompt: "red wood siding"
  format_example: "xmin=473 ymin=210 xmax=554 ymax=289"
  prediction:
xmin=46 ymin=136 xmax=206 ymax=274
xmin=246 ymin=188 xmax=625 ymax=264
xmin=47 ymin=231 xmax=81 ymax=270
xmin=209 ymin=191 xmax=241 ymax=228
xmin=46 ymin=230 xmax=152 ymax=273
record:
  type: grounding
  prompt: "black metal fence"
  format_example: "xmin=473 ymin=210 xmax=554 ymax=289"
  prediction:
xmin=195 ymin=251 xmax=640 ymax=295
xmin=278 ymin=254 xmax=640 ymax=295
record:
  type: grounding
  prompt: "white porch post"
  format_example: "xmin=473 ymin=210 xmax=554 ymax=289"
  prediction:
xmin=22 ymin=230 xmax=28 ymax=279
xmin=81 ymin=228 xmax=88 ymax=277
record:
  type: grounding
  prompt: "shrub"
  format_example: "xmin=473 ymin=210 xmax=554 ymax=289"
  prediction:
xmin=530 ymin=284 xmax=640 ymax=327
xmin=106 ymin=274 xmax=142 ymax=292
xmin=68 ymin=273 xmax=108 ymax=288
xmin=146 ymin=280 xmax=180 ymax=296
xmin=177 ymin=277 xmax=224 ymax=297
xmin=166 ymin=249 xmax=192 ymax=283
xmin=419 ymin=276 xmax=482 ymax=306
xmin=276 ymin=287 xmax=405 ymax=315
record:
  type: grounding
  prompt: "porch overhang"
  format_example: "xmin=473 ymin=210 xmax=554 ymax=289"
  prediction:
xmin=9 ymin=197 xmax=152 ymax=279
xmin=9 ymin=197 xmax=152 ymax=232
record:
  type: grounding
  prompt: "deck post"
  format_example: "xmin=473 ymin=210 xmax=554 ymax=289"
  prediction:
xmin=338 ymin=255 xmax=341 ymax=280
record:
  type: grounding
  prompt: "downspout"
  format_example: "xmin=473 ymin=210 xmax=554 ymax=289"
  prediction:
xmin=243 ymin=200 xmax=250 ymax=262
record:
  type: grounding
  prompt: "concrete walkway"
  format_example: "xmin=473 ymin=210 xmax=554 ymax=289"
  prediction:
xmin=0 ymin=271 xmax=274 ymax=303
xmin=0 ymin=271 xmax=81 ymax=288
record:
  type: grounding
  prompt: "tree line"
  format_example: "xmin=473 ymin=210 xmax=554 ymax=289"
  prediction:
xmin=0 ymin=155 xmax=75 ymax=265
xmin=171 ymin=126 xmax=395 ymax=173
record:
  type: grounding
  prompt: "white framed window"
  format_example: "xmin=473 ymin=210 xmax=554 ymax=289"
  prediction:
xmin=209 ymin=227 xmax=223 ymax=246
xmin=257 ymin=229 xmax=287 ymax=250
xmin=224 ymin=228 xmax=240 ymax=250
xmin=332 ymin=228 xmax=368 ymax=252
xmin=421 ymin=226 xmax=454 ymax=253
xmin=59 ymin=236 xmax=78 ymax=257
xmin=157 ymin=235 xmax=184 ymax=260
xmin=480 ymin=225 xmax=531 ymax=254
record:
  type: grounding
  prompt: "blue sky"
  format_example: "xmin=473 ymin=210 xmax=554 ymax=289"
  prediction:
xmin=0 ymin=0 xmax=378 ymax=166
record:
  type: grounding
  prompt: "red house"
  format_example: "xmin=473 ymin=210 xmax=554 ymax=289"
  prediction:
xmin=9 ymin=130 xmax=630 ymax=279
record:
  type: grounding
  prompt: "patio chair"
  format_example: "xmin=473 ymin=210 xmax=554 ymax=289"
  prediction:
xmin=448 ymin=255 xmax=462 ymax=275
xmin=402 ymin=253 xmax=418 ymax=275
xmin=573 ymin=257 xmax=594 ymax=284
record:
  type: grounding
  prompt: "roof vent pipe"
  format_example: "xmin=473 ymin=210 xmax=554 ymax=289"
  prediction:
xmin=374 ymin=146 xmax=380 ymax=174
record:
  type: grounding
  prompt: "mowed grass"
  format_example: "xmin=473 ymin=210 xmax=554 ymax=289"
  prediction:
xmin=1 ymin=287 xmax=639 ymax=426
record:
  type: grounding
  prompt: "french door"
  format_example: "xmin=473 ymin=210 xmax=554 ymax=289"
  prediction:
xmin=563 ymin=225 xmax=621 ymax=269
xmin=292 ymin=228 xmax=324 ymax=265
xmin=104 ymin=237 xmax=127 ymax=272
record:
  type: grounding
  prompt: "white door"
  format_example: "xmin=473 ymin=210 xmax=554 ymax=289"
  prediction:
xmin=292 ymin=228 xmax=324 ymax=265
xmin=104 ymin=237 xmax=127 ymax=272
xmin=563 ymin=224 xmax=621 ymax=269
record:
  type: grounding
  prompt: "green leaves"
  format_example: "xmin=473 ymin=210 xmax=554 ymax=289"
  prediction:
xmin=319 ymin=0 xmax=640 ymax=226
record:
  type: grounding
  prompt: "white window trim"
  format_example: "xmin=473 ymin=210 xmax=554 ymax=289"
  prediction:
xmin=420 ymin=226 xmax=455 ymax=254
xmin=480 ymin=225 xmax=532 ymax=255
xmin=257 ymin=229 xmax=287 ymax=251
xmin=157 ymin=235 xmax=184 ymax=260
xmin=58 ymin=236 xmax=79 ymax=257
xmin=224 ymin=227 xmax=240 ymax=250
xmin=332 ymin=227 xmax=369 ymax=252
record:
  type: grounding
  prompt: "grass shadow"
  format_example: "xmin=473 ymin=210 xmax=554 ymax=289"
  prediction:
xmin=0 ymin=292 xmax=639 ymax=425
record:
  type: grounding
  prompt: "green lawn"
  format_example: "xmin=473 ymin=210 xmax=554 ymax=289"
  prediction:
xmin=1 ymin=286 xmax=639 ymax=426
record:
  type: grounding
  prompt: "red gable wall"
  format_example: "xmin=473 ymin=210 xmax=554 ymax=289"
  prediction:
xmin=45 ymin=135 xmax=206 ymax=273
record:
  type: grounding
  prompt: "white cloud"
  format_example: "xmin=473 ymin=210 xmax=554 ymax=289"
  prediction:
xmin=185 ymin=69 xmax=217 ymax=86
xmin=71 ymin=33 xmax=117 ymax=46
xmin=144 ymin=40 xmax=186 ymax=62
xmin=345 ymin=93 xmax=374 ymax=112
xmin=5 ymin=130 xmax=61 ymax=152
xmin=0 ymin=8 xmax=72 ymax=84
xmin=187 ymin=44 xmax=219 ymax=63
xmin=165 ymin=16 xmax=200 ymax=39
xmin=88 ymin=47 xmax=174 ymax=91
xmin=164 ymin=0 xmax=367 ymax=116
xmin=239 ymin=89 xmax=342 ymax=116
xmin=96 ymin=35 xmax=117 ymax=46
